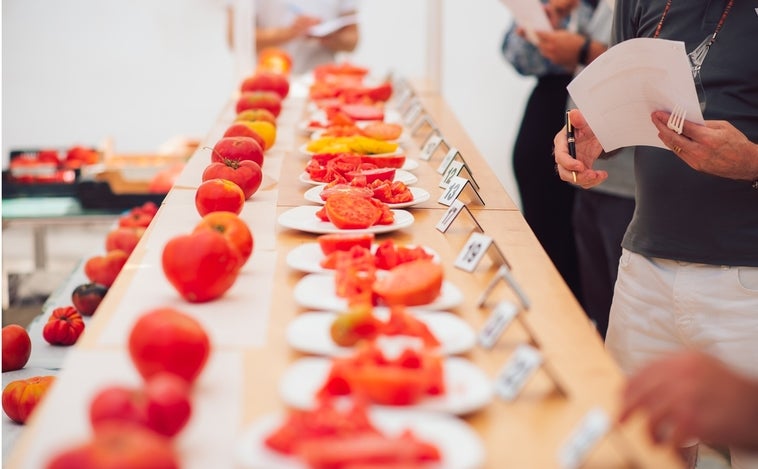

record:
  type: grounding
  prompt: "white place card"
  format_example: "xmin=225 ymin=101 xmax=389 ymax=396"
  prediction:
xmin=436 ymin=147 xmax=461 ymax=174
xmin=494 ymin=344 xmax=543 ymax=401
xmin=558 ymin=408 xmax=612 ymax=469
xmin=403 ymin=102 xmax=423 ymax=127
xmin=419 ymin=134 xmax=443 ymax=161
xmin=439 ymin=160 xmax=465 ymax=189
xmin=435 ymin=199 xmax=465 ymax=232
xmin=478 ymin=301 xmax=519 ymax=349
xmin=454 ymin=232 xmax=494 ymax=272
xmin=410 ymin=114 xmax=435 ymax=137
xmin=477 ymin=264 xmax=531 ymax=310
xmin=437 ymin=175 xmax=468 ymax=206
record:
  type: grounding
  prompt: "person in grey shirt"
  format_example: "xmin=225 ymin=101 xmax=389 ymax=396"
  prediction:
xmin=554 ymin=0 xmax=758 ymax=467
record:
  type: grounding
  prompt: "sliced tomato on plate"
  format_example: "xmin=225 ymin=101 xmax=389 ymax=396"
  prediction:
xmin=317 ymin=233 xmax=375 ymax=255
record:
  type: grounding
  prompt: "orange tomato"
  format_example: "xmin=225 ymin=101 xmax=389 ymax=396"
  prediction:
xmin=2 ymin=375 xmax=55 ymax=424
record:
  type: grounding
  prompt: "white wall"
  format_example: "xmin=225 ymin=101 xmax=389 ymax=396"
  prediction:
xmin=2 ymin=0 xmax=531 ymax=206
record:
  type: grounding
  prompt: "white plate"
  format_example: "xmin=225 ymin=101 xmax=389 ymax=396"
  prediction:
xmin=293 ymin=273 xmax=464 ymax=311
xmin=303 ymin=185 xmax=430 ymax=209
xmin=278 ymin=206 xmax=414 ymax=235
xmin=279 ymin=356 xmax=493 ymax=416
xmin=286 ymin=310 xmax=477 ymax=356
xmin=300 ymin=150 xmax=419 ymax=172
xmin=285 ymin=242 xmax=439 ymax=274
xmin=236 ymin=407 xmax=485 ymax=469
xmin=298 ymin=169 xmax=418 ymax=186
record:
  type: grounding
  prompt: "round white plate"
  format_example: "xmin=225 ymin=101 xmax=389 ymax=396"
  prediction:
xmin=298 ymin=169 xmax=418 ymax=186
xmin=303 ymin=185 xmax=430 ymax=209
xmin=278 ymin=206 xmax=414 ymax=235
xmin=285 ymin=242 xmax=439 ymax=274
xmin=293 ymin=273 xmax=464 ymax=311
xmin=236 ymin=407 xmax=485 ymax=469
xmin=286 ymin=310 xmax=477 ymax=356
xmin=279 ymin=356 xmax=493 ymax=416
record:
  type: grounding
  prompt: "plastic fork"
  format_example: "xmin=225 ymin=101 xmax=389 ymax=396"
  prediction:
xmin=667 ymin=104 xmax=686 ymax=135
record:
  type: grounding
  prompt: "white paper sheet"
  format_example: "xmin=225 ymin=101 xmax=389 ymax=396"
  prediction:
xmin=10 ymin=349 xmax=243 ymax=469
xmin=307 ymin=14 xmax=358 ymax=38
xmin=499 ymin=0 xmax=552 ymax=35
xmin=567 ymin=38 xmax=704 ymax=151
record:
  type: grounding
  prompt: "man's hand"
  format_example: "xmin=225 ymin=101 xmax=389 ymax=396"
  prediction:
xmin=553 ymin=109 xmax=606 ymax=188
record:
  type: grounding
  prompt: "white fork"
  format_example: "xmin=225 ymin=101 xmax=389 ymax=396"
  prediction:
xmin=667 ymin=104 xmax=686 ymax=135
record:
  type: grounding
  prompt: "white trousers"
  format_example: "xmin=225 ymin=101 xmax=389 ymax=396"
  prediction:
xmin=606 ymin=249 xmax=758 ymax=469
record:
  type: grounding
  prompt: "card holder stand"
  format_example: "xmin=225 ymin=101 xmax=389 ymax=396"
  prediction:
xmin=435 ymin=199 xmax=483 ymax=233
xmin=438 ymin=175 xmax=485 ymax=207
xmin=418 ymin=133 xmax=446 ymax=161
xmin=439 ymin=159 xmax=480 ymax=190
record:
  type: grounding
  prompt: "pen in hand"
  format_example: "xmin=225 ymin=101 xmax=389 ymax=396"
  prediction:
xmin=566 ymin=111 xmax=577 ymax=183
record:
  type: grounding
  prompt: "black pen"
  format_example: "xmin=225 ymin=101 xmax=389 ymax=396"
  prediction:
xmin=566 ymin=111 xmax=577 ymax=183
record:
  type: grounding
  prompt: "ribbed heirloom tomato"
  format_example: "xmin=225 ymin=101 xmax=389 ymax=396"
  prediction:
xmin=193 ymin=212 xmax=254 ymax=271
xmin=43 ymin=306 xmax=85 ymax=346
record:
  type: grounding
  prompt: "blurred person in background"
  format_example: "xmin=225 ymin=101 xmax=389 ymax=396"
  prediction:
xmin=228 ymin=0 xmax=359 ymax=75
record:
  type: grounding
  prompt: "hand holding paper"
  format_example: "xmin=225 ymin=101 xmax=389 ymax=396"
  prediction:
xmin=567 ymin=38 xmax=704 ymax=152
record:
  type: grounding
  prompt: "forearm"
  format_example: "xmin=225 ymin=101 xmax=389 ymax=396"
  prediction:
xmin=256 ymin=27 xmax=297 ymax=50
xmin=320 ymin=24 xmax=359 ymax=52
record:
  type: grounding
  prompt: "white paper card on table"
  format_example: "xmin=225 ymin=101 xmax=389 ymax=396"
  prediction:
xmin=307 ymin=14 xmax=358 ymax=37
xmin=404 ymin=102 xmax=423 ymax=127
xmin=567 ymin=38 xmax=704 ymax=151
xmin=438 ymin=175 xmax=468 ymax=206
xmin=558 ymin=407 xmax=612 ymax=469
xmin=440 ymin=160 xmax=465 ymax=189
xmin=436 ymin=199 xmax=465 ymax=232
xmin=499 ymin=0 xmax=552 ymax=43
xmin=478 ymin=301 xmax=519 ymax=349
xmin=394 ymin=87 xmax=413 ymax=109
xmin=494 ymin=343 xmax=543 ymax=401
xmin=411 ymin=114 xmax=435 ymax=137
xmin=419 ymin=134 xmax=443 ymax=161
xmin=437 ymin=147 xmax=461 ymax=174
xmin=454 ymin=231 xmax=494 ymax=272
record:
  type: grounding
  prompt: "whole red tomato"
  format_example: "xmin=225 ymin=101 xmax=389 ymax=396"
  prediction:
xmin=2 ymin=324 xmax=32 ymax=371
xmin=45 ymin=422 xmax=179 ymax=469
xmin=43 ymin=306 xmax=85 ymax=346
xmin=240 ymin=71 xmax=290 ymax=98
xmin=211 ymin=136 xmax=264 ymax=167
xmin=195 ymin=178 xmax=245 ymax=217
xmin=2 ymin=375 xmax=55 ymax=424
xmin=89 ymin=372 xmax=192 ymax=438
xmin=84 ymin=250 xmax=129 ymax=287
xmin=128 ymin=308 xmax=211 ymax=384
xmin=193 ymin=212 xmax=254 ymax=270
xmin=71 ymin=283 xmax=109 ymax=316
xmin=104 ymin=227 xmax=143 ymax=255
xmin=118 ymin=212 xmax=153 ymax=228
xmin=202 ymin=160 xmax=262 ymax=200
xmin=162 ymin=230 xmax=240 ymax=302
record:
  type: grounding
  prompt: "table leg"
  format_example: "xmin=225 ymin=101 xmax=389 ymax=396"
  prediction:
xmin=33 ymin=225 xmax=47 ymax=270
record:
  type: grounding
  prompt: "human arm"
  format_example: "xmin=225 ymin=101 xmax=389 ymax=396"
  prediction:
xmin=553 ymin=109 xmax=608 ymax=188
xmin=316 ymin=20 xmax=359 ymax=53
xmin=619 ymin=350 xmax=758 ymax=451
xmin=651 ymin=111 xmax=758 ymax=182
xmin=535 ymin=30 xmax=608 ymax=71
xmin=225 ymin=6 xmax=321 ymax=51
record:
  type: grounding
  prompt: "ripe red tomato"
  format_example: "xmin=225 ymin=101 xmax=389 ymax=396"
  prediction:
xmin=211 ymin=136 xmax=264 ymax=167
xmin=2 ymin=324 xmax=32 ymax=371
xmin=45 ymin=422 xmax=179 ymax=469
xmin=84 ymin=250 xmax=129 ymax=287
xmin=195 ymin=178 xmax=245 ymax=217
xmin=89 ymin=372 xmax=191 ymax=438
xmin=324 ymin=194 xmax=382 ymax=229
xmin=201 ymin=160 xmax=262 ymax=200
xmin=71 ymin=283 xmax=109 ymax=316
xmin=127 ymin=308 xmax=211 ymax=384
xmin=2 ymin=375 xmax=55 ymax=424
xmin=162 ymin=230 xmax=241 ymax=302
xmin=222 ymin=123 xmax=267 ymax=152
xmin=317 ymin=233 xmax=375 ymax=255
xmin=42 ymin=306 xmax=85 ymax=346
xmin=193 ymin=212 xmax=254 ymax=270
xmin=104 ymin=227 xmax=143 ymax=255
xmin=240 ymin=71 xmax=290 ymax=98
xmin=235 ymin=91 xmax=282 ymax=117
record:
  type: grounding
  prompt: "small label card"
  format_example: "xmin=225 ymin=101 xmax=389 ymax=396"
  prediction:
xmin=454 ymin=232 xmax=494 ymax=272
xmin=478 ymin=301 xmax=519 ymax=349
xmin=440 ymin=161 xmax=465 ymax=189
xmin=436 ymin=147 xmax=461 ymax=174
xmin=435 ymin=199 xmax=484 ymax=233
xmin=478 ymin=264 xmax=532 ymax=310
xmin=557 ymin=408 xmax=612 ymax=469
xmin=403 ymin=102 xmax=423 ymax=127
xmin=438 ymin=176 xmax=485 ymax=207
xmin=410 ymin=114 xmax=436 ymax=138
xmin=419 ymin=133 xmax=444 ymax=161
xmin=396 ymin=88 xmax=415 ymax=112
xmin=494 ymin=344 xmax=543 ymax=401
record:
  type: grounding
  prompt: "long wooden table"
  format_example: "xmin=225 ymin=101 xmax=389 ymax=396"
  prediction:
xmin=5 ymin=85 xmax=681 ymax=468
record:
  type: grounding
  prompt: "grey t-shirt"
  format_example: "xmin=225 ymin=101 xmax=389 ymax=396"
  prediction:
xmin=613 ymin=0 xmax=758 ymax=266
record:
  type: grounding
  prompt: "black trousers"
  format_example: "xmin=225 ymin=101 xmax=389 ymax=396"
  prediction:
xmin=512 ymin=74 xmax=582 ymax=301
